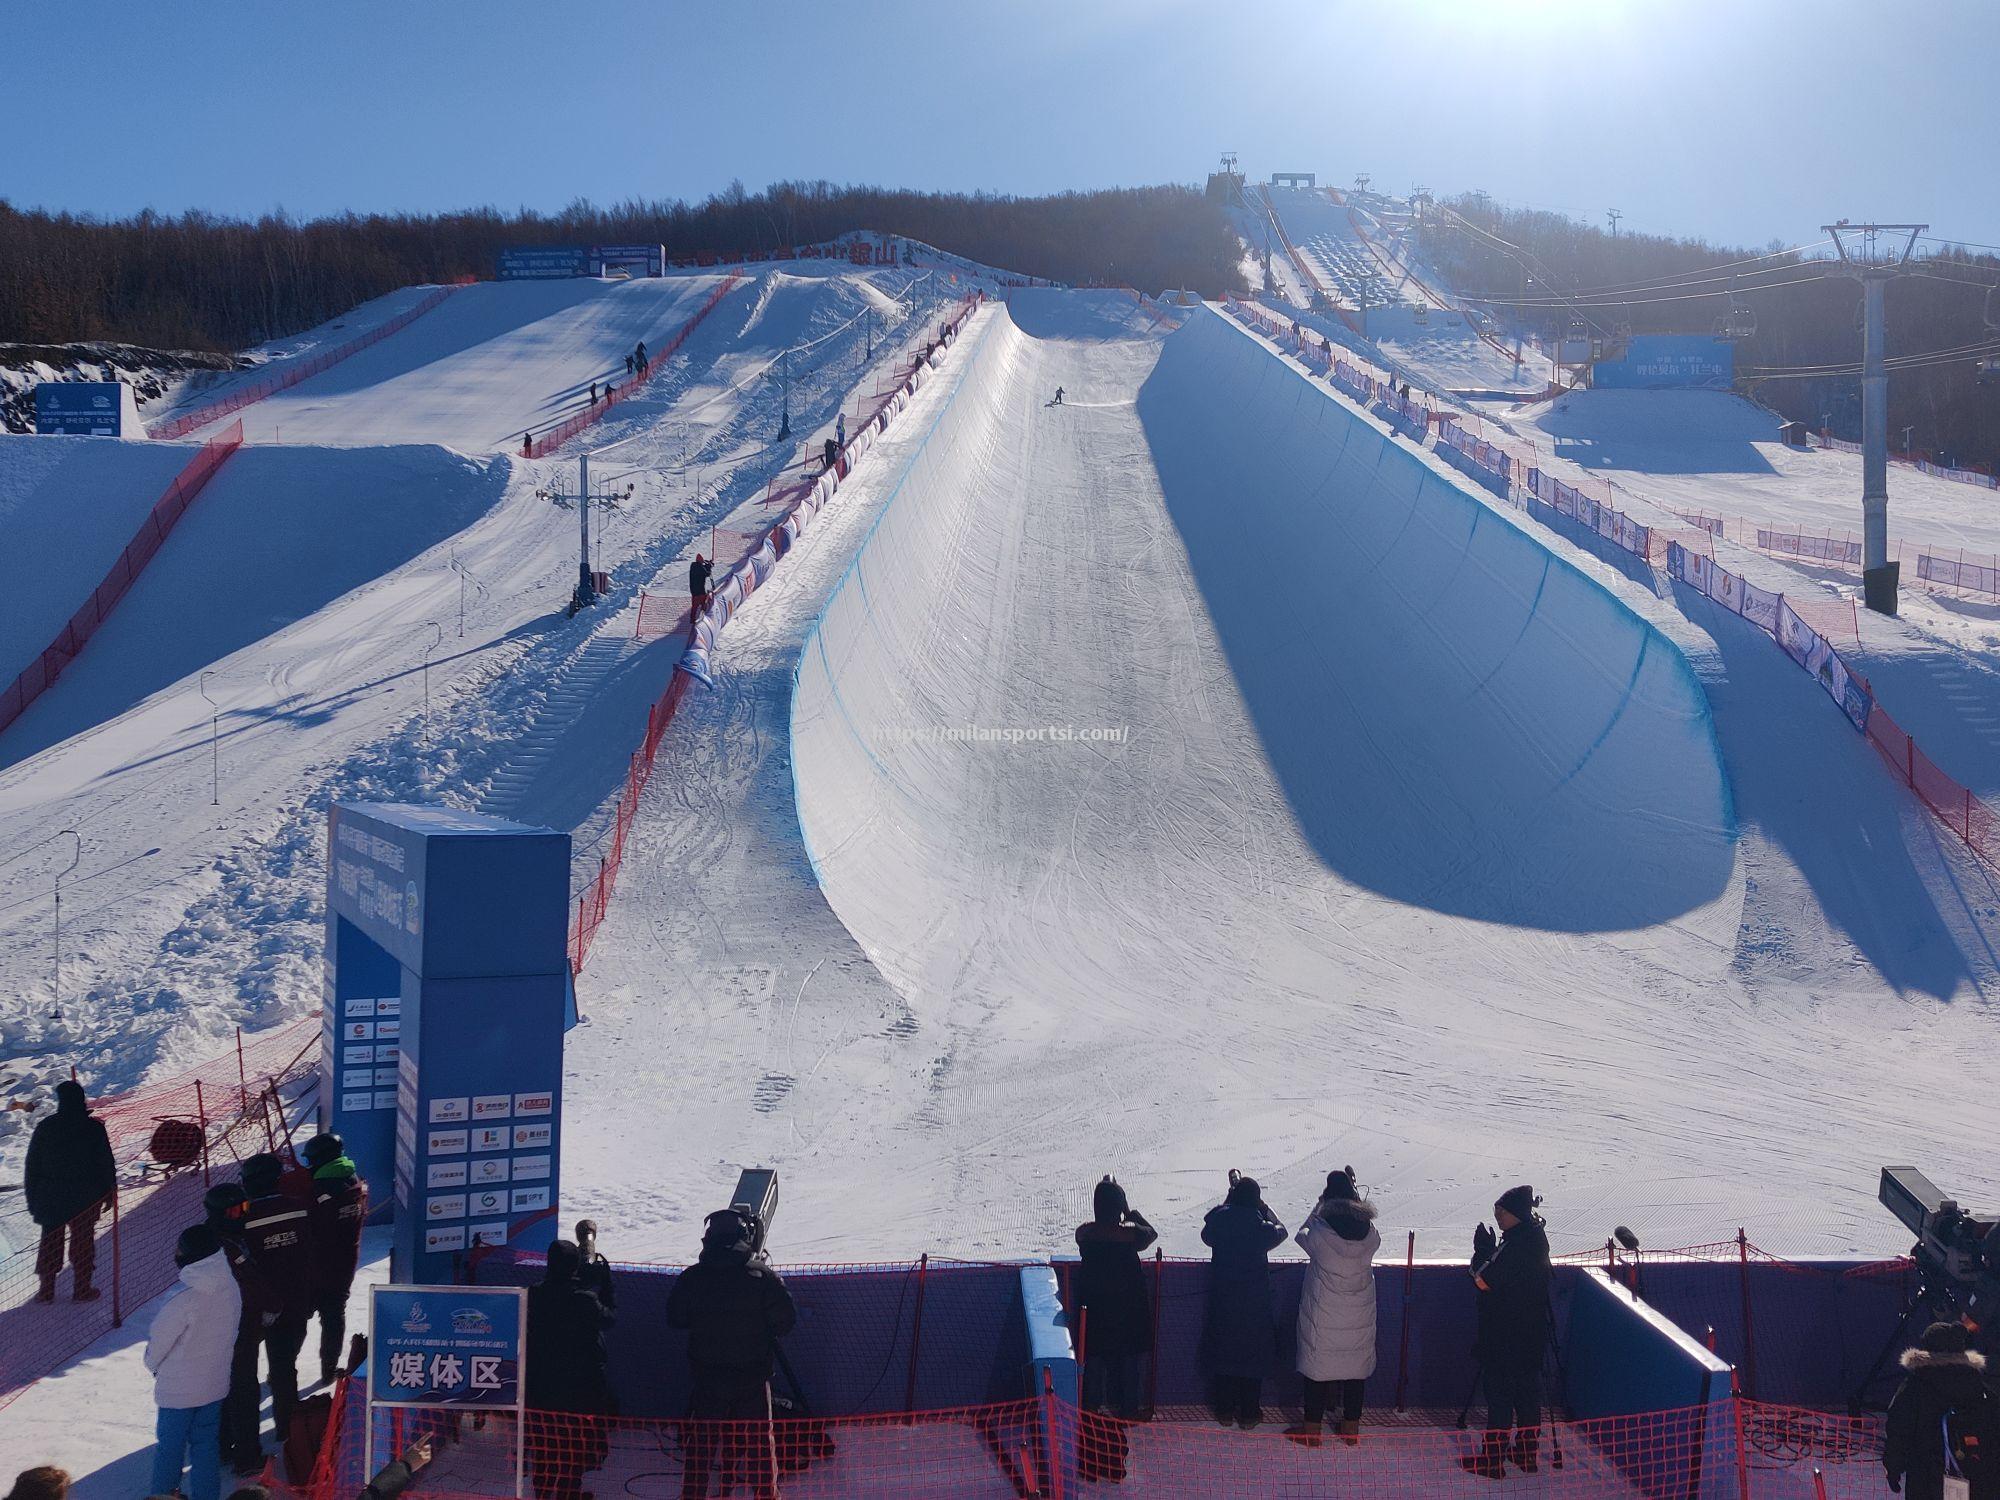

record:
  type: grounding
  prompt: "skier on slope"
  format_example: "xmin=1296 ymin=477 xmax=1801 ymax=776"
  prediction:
xmin=689 ymin=554 xmax=714 ymax=622
xmin=1053 ymin=386 xmax=1064 ymax=406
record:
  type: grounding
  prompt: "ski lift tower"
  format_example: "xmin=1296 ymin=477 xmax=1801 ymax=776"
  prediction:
xmin=1822 ymin=221 xmax=1926 ymax=616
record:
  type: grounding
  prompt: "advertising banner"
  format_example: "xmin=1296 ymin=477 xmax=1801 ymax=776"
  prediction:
xmin=498 ymin=246 xmax=594 ymax=280
xmin=1594 ymin=336 xmax=1734 ymax=390
xmin=34 ymin=382 xmax=128 ymax=436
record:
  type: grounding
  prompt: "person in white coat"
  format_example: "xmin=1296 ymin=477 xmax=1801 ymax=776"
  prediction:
xmin=148 ymin=1225 xmax=244 ymax=1500
xmin=1286 ymin=1167 xmax=1381 ymax=1448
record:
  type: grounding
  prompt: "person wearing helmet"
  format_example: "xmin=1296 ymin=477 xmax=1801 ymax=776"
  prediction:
xmin=238 ymin=1153 xmax=314 ymax=1451
xmin=300 ymin=1133 xmax=368 ymax=1385
xmin=666 ymin=1209 xmax=796 ymax=1500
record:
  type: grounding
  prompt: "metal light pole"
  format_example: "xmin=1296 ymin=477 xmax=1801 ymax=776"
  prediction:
xmin=577 ymin=452 xmax=594 ymax=608
xmin=422 ymin=622 xmax=442 ymax=713
xmin=198 ymin=672 xmax=219 ymax=805
xmin=1823 ymin=222 xmax=1925 ymax=616
xmin=777 ymin=348 xmax=792 ymax=440
xmin=53 ymin=829 xmax=79 ymax=1020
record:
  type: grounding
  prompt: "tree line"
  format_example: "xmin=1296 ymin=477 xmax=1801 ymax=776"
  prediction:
xmin=1418 ymin=194 xmax=2000 ymax=470
xmin=0 ymin=181 xmax=1247 ymax=356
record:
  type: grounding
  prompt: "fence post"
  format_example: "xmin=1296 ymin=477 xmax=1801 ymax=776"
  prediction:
xmin=195 ymin=1080 xmax=211 ymax=1186
xmin=1731 ymin=1367 xmax=1751 ymax=1500
xmin=1735 ymin=1229 xmax=1759 ymax=1400
xmin=1042 ymin=1366 xmax=1066 ymax=1500
xmin=110 ymin=1188 xmax=123 ymax=1328
xmin=1146 ymin=1248 xmax=1162 ymax=1414
xmin=237 ymin=1026 xmax=248 ymax=1117
xmin=1394 ymin=1230 xmax=1416 ymax=1411
xmin=902 ymin=1253 xmax=929 ymax=1415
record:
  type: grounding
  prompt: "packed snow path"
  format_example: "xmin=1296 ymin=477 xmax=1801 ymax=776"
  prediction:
xmin=583 ymin=294 xmax=2000 ymax=1261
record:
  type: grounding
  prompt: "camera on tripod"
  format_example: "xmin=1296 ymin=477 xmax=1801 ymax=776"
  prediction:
xmin=1879 ymin=1166 xmax=2000 ymax=1326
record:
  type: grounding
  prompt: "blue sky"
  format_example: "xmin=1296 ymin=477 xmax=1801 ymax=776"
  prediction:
xmin=11 ymin=0 xmax=1997 ymax=252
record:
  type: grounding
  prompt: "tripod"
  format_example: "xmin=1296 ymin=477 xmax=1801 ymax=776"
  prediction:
xmin=1850 ymin=1264 xmax=1962 ymax=1414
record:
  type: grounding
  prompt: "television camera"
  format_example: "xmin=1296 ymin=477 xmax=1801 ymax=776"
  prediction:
xmin=1853 ymin=1166 xmax=2000 ymax=1409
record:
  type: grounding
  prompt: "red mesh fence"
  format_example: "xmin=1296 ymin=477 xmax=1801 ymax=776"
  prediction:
xmin=634 ymin=529 xmax=768 ymax=641
xmin=0 ymin=419 xmax=244 ymax=736
xmin=309 ymin=1391 xmax=1890 ymax=1500
xmin=524 ymin=277 xmax=742 ymax=458
xmin=1667 ymin=507 xmax=1999 ymax=604
xmin=1864 ymin=701 xmax=2000 ymax=864
xmin=149 ymin=284 xmax=465 ymax=440
xmin=0 ymin=1017 xmax=321 ymax=1411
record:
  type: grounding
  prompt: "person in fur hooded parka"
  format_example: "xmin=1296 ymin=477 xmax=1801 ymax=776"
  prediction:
xmin=1883 ymin=1320 xmax=1998 ymax=1500
xmin=1286 ymin=1167 xmax=1381 ymax=1447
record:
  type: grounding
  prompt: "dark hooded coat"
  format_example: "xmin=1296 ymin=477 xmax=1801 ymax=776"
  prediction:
xmin=1198 ymin=1195 xmax=1288 ymax=1378
xmin=1884 ymin=1346 xmax=1998 ymax=1500
xmin=24 ymin=1081 xmax=116 ymax=1226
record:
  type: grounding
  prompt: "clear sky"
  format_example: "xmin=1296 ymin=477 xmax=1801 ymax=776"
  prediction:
xmin=11 ymin=0 xmax=1997 ymax=252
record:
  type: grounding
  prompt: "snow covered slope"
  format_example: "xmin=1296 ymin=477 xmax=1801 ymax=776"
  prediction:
xmin=169 ymin=274 xmax=733 ymax=450
xmin=0 ymin=436 xmax=203 ymax=690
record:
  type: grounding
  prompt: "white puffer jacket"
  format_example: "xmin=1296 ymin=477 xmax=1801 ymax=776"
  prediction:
xmin=1294 ymin=1198 xmax=1381 ymax=1382
xmin=145 ymin=1249 xmax=242 ymax=1409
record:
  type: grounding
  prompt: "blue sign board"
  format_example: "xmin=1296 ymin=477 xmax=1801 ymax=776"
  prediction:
xmin=596 ymin=243 xmax=665 ymax=276
xmin=1595 ymin=335 xmax=1735 ymax=390
xmin=35 ymin=382 xmax=126 ymax=436
xmin=324 ymin=803 xmax=570 ymax=1284
xmin=369 ymin=1283 xmax=525 ymax=1408
xmin=498 ymin=245 xmax=594 ymax=280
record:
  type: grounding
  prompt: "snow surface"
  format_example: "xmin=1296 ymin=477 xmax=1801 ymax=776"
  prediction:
xmin=0 ymin=436 xmax=205 ymax=690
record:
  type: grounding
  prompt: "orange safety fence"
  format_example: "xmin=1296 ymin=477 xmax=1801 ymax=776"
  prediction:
xmin=148 ymin=283 xmax=468 ymax=440
xmin=523 ymin=275 xmax=743 ymax=459
xmin=0 ymin=1015 xmax=321 ymax=1411
xmin=1667 ymin=508 xmax=2000 ymax=603
xmin=0 ymin=419 xmax=244 ymax=737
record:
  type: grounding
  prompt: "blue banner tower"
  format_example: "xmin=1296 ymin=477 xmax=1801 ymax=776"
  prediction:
xmin=322 ymin=803 xmax=570 ymax=1282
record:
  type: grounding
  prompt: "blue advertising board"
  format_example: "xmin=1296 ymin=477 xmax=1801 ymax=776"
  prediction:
xmin=324 ymin=803 xmax=570 ymax=1283
xmin=498 ymin=245 xmax=594 ymax=280
xmin=1595 ymin=335 xmax=1735 ymax=390
xmin=596 ymin=243 xmax=665 ymax=276
xmin=368 ymin=1283 xmax=526 ymax=1409
xmin=35 ymin=382 xmax=126 ymax=435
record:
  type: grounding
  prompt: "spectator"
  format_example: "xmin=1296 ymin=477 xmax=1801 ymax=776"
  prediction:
xmin=2 ymin=1468 xmax=70 ymax=1500
xmin=589 ymin=381 xmax=597 ymax=404
xmin=1463 ymin=1185 xmax=1552 ymax=1478
xmin=301 ymin=1133 xmax=367 ymax=1385
xmin=1287 ymin=1167 xmax=1381 ymax=1448
xmin=526 ymin=1240 xmax=615 ymax=1500
xmin=147 ymin=1225 xmax=242 ymax=1500
xmin=665 ymin=1209 xmax=797 ymax=1500
xmin=835 ymin=413 xmax=845 ymax=449
xmin=1884 ymin=1321 xmax=1997 ymax=1500
xmin=204 ymin=1181 xmax=273 ymax=1475
xmin=688 ymin=553 xmax=713 ymax=622
xmin=1073 ymin=1177 xmax=1157 ymax=1421
xmin=239 ymin=1154 xmax=314 ymax=1456
xmin=624 ymin=354 xmax=634 ymax=375
xmin=822 ymin=436 xmax=838 ymax=472
xmin=635 ymin=340 xmax=647 ymax=369
xmin=25 ymin=1079 xmax=115 ymax=1303
xmin=1199 ymin=1174 xmax=1287 ymax=1429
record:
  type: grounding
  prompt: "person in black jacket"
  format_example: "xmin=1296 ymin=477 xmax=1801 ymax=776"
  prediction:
xmin=1462 ymin=1184 xmax=1553 ymax=1479
xmin=299 ymin=1133 xmax=367 ymax=1385
xmin=238 ymin=1154 xmax=313 ymax=1451
xmin=688 ymin=554 xmax=713 ymax=622
xmin=526 ymin=1240 xmax=615 ymax=1500
xmin=1074 ymin=1177 xmax=1157 ymax=1421
xmin=25 ymin=1080 xmax=116 ymax=1303
xmin=1884 ymin=1322 xmax=1998 ymax=1500
xmin=665 ymin=1210 xmax=796 ymax=1500
xmin=1199 ymin=1174 xmax=1287 ymax=1429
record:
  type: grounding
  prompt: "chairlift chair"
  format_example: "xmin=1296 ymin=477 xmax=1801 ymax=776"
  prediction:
xmin=1718 ymin=281 xmax=1757 ymax=340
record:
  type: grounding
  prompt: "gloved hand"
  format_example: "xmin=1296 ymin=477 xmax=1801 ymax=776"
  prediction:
xmin=1885 ymin=1472 xmax=1901 ymax=1493
xmin=1473 ymin=1222 xmax=1497 ymax=1262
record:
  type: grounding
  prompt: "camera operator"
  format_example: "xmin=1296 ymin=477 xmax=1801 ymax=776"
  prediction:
xmin=1883 ymin=1321 xmax=1997 ymax=1500
xmin=1073 ymin=1177 xmax=1158 ymax=1423
xmin=1462 ymin=1185 xmax=1552 ymax=1480
xmin=665 ymin=1209 xmax=796 ymax=1500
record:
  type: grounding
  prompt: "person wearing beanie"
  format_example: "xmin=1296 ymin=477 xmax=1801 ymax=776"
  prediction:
xmin=235 ymin=1154 xmax=314 ymax=1461
xmin=147 ymin=1225 xmax=243 ymax=1500
xmin=24 ymin=1079 xmax=116 ymax=1303
xmin=1883 ymin=1321 xmax=1996 ymax=1499
xmin=1199 ymin=1174 xmax=1288 ymax=1429
xmin=1462 ymin=1185 xmax=1552 ymax=1479
xmin=300 ymin=1133 xmax=368 ymax=1385
xmin=1287 ymin=1167 xmax=1381 ymax=1448
xmin=666 ymin=1209 xmax=796 ymax=1500
xmin=526 ymin=1240 xmax=616 ymax=1500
